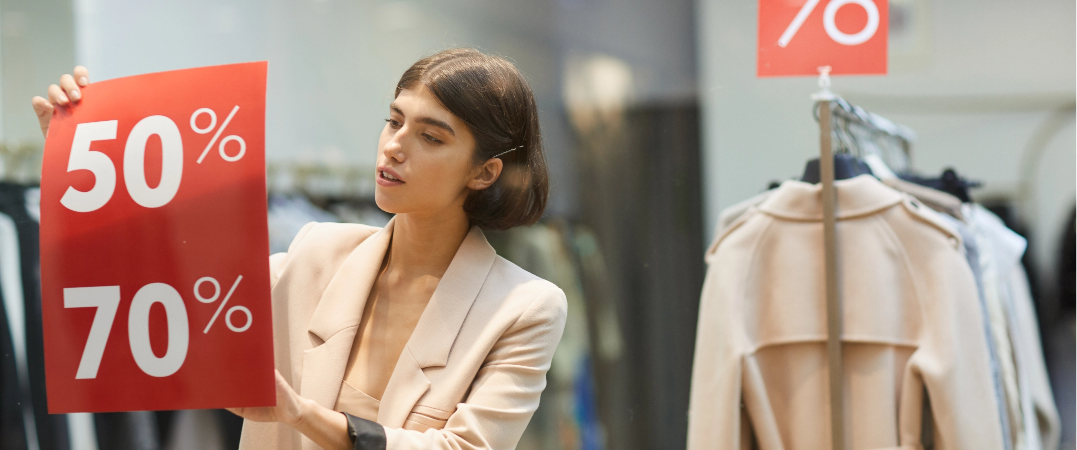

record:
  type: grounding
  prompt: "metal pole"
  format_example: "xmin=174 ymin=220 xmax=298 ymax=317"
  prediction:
xmin=818 ymin=99 xmax=844 ymax=450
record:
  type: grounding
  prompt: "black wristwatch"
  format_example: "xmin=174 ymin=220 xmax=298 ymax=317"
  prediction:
xmin=343 ymin=412 xmax=387 ymax=450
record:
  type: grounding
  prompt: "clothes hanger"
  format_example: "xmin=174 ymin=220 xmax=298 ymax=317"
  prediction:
xmin=898 ymin=167 xmax=981 ymax=203
xmin=801 ymin=101 xmax=873 ymax=183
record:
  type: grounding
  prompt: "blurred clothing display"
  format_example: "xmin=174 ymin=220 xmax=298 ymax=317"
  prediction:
xmin=490 ymin=223 xmax=618 ymax=450
xmin=690 ymin=172 xmax=1062 ymax=450
xmin=0 ymin=183 xmax=164 ymax=450
xmin=163 ymin=410 xmax=227 ymax=450
xmin=965 ymin=205 xmax=1061 ymax=450
xmin=0 ymin=183 xmax=76 ymax=450
xmin=0 ymin=207 xmax=39 ymax=450
xmin=689 ymin=175 xmax=1005 ymax=449
xmin=936 ymin=212 xmax=1013 ymax=449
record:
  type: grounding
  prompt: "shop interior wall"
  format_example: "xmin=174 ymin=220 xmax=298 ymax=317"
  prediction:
xmin=0 ymin=0 xmax=76 ymax=145
xmin=697 ymin=0 xmax=1076 ymax=445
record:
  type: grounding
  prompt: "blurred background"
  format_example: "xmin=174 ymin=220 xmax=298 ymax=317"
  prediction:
xmin=0 ymin=0 xmax=1072 ymax=449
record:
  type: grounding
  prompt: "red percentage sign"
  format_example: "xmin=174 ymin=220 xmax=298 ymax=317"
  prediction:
xmin=778 ymin=0 xmax=880 ymax=48
xmin=193 ymin=275 xmax=251 ymax=333
xmin=190 ymin=106 xmax=246 ymax=164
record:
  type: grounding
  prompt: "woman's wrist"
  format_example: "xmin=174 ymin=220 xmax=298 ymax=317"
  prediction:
xmin=287 ymin=396 xmax=314 ymax=428
xmin=287 ymin=397 xmax=352 ymax=450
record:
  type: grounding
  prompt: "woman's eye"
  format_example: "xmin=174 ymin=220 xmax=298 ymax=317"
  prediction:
xmin=423 ymin=134 xmax=442 ymax=144
xmin=385 ymin=118 xmax=402 ymax=128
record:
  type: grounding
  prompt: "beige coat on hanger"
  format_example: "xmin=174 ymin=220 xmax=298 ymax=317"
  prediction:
xmin=238 ymin=218 xmax=567 ymax=450
xmin=688 ymin=176 xmax=1005 ymax=450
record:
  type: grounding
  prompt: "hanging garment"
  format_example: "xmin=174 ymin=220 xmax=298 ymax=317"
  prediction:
xmin=0 ymin=274 xmax=30 ymax=450
xmin=937 ymin=213 xmax=1013 ymax=450
xmin=1007 ymin=264 xmax=1061 ymax=450
xmin=965 ymin=205 xmax=1061 ymax=450
xmin=688 ymin=175 xmax=1004 ymax=450
xmin=164 ymin=410 xmax=227 ymax=450
xmin=0 ymin=210 xmax=39 ymax=450
xmin=706 ymin=180 xmax=1019 ymax=447
xmin=714 ymin=176 xmax=965 ymax=244
xmin=882 ymin=177 xmax=964 ymax=221
xmin=711 ymin=191 xmax=772 ymax=246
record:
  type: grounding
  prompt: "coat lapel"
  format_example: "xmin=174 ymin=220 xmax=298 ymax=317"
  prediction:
xmin=300 ymin=219 xmax=395 ymax=413
xmin=377 ymin=225 xmax=497 ymax=427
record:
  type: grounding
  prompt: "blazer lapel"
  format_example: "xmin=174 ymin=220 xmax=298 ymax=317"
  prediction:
xmin=300 ymin=219 xmax=395 ymax=412
xmin=377 ymin=225 xmax=497 ymax=426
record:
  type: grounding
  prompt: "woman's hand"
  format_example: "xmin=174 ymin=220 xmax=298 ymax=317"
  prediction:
xmin=227 ymin=370 xmax=306 ymax=426
xmin=228 ymin=370 xmax=353 ymax=449
xmin=31 ymin=66 xmax=90 ymax=139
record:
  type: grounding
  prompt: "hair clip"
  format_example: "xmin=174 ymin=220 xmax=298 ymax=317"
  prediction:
xmin=491 ymin=145 xmax=521 ymax=159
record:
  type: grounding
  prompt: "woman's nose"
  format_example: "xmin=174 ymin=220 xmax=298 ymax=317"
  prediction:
xmin=382 ymin=135 xmax=405 ymax=162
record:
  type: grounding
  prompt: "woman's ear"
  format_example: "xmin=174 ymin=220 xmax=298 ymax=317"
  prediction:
xmin=467 ymin=157 xmax=503 ymax=191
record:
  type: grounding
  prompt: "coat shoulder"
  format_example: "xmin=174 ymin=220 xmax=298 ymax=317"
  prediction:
xmin=486 ymin=255 xmax=568 ymax=323
xmin=890 ymin=198 xmax=963 ymax=250
xmin=269 ymin=221 xmax=382 ymax=290
xmin=288 ymin=222 xmax=381 ymax=254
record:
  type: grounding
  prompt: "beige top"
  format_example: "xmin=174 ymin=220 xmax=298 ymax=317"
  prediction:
xmin=688 ymin=175 xmax=1004 ymax=450
xmin=335 ymin=380 xmax=380 ymax=422
xmin=238 ymin=219 xmax=568 ymax=450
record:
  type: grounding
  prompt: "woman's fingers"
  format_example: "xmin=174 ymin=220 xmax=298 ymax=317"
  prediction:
xmin=34 ymin=67 xmax=90 ymax=139
xmin=73 ymin=66 xmax=89 ymax=86
xmin=59 ymin=74 xmax=81 ymax=102
xmin=32 ymin=96 xmax=54 ymax=138
xmin=47 ymin=84 xmax=69 ymax=105
xmin=32 ymin=96 xmax=54 ymax=118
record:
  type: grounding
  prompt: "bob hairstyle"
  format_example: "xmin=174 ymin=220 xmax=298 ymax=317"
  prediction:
xmin=395 ymin=48 xmax=549 ymax=231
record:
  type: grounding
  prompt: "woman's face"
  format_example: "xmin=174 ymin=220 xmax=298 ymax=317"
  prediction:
xmin=374 ymin=86 xmax=495 ymax=218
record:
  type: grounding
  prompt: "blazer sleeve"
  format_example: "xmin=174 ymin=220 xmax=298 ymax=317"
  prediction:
xmin=380 ymin=285 xmax=568 ymax=450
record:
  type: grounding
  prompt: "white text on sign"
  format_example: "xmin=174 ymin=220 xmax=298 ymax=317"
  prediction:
xmin=60 ymin=107 xmax=246 ymax=213
xmin=778 ymin=0 xmax=880 ymax=48
xmin=64 ymin=276 xmax=251 ymax=380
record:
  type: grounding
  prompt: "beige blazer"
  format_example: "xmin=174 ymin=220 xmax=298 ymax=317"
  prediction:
xmin=688 ymin=176 xmax=1004 ymax=450
xmin=239 ymin=218 xmax=567 ymax=450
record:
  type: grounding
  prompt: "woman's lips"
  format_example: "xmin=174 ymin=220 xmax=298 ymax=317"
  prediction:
xmin=376 ymin=167 xmax=405 ymax=186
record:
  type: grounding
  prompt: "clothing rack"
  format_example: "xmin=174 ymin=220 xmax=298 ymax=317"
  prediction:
xmin=811 ymin=67 xmax=917 ymax=450
xmin=0 ymin=142 xmax=43 ymax=184
xmin=811 ymin=67 xmax=844 ymax=450
xmin=826 ymin=97 xmax=917 ymax=153
xmin=266 ymin=161 xmax=375 ymax=199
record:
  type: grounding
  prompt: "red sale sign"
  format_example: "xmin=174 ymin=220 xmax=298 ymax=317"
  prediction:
xmin=40 ymin=62 xmax=275 ymax=412
xmin=758 ymin=0 xmax=888 ymax=77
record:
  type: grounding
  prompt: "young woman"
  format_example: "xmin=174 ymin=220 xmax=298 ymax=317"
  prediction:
xmin=33 ymin=48 xmax=568 ymax=450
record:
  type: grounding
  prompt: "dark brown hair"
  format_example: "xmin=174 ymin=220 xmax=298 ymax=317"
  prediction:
xmin=396 ymin=48 xmax=549 ymax=231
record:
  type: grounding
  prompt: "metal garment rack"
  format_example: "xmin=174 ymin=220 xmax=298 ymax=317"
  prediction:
xmin=811 ymin=67 xmax=844 ymax=450
xmin=810 ymin=67 xmax=916 ymax=450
